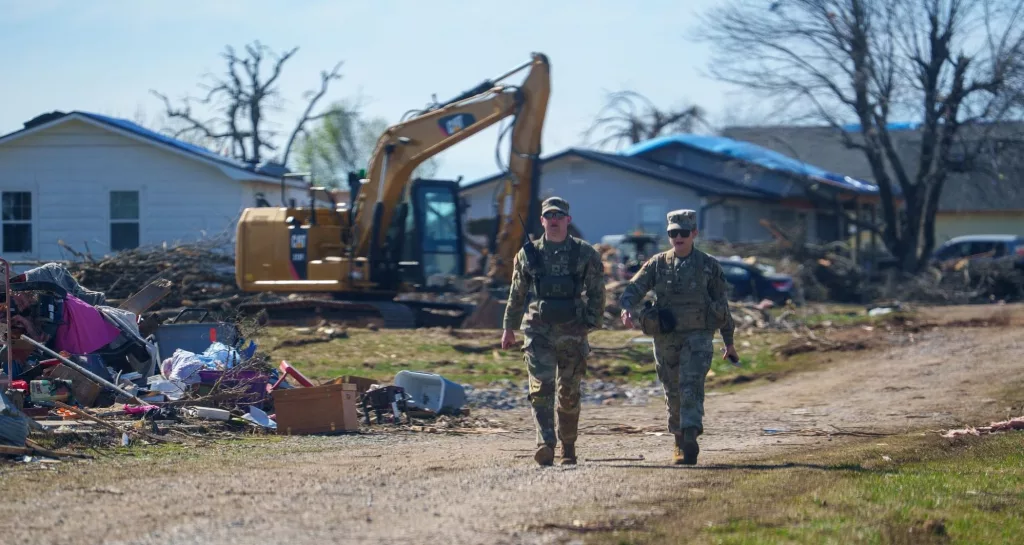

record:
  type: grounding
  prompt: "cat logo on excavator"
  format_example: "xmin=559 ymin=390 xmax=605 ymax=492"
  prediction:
xmin=438 ymin=113 xmax=476 ymax=136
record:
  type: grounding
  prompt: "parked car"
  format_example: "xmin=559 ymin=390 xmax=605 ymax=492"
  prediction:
xmin=713 ymin=257 xmax=796 ymax=305
xmin=931 ymin=235 xmax=1024 ymax=269
xmin=600 ymin=232 xmax=662 ymax=280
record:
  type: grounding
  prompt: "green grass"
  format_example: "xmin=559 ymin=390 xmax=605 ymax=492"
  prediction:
xmin=253 ymin=326 xmax=811 ymax=388
xmin=706 ymin=433 xmax=1024 ymax=544
xmin=254 ymin=327 xmax=660 ymax=386
xmin=596 ymin=431 xmax=1024 ymax=545
xmin=246 ymin=302 xmax=925 ymax=388
xmin=770 ymin=302 xmax=914 ymax=330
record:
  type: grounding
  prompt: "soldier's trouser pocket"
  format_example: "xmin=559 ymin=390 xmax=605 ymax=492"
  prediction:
xmin=524 ymin=336 xmax=556 ymax=400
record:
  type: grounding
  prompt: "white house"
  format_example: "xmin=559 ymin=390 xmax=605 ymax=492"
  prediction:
xmin=0 ymin=110 xmax=311 ymax=262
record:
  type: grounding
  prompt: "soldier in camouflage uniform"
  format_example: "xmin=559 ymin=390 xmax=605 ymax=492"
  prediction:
xmin=501 ymin=196 xmax=606 ymax=466
xmin=618 ymin=209 xmax=739 ymax=465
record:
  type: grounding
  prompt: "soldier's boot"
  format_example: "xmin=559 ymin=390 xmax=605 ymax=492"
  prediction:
xmin=560 ymin=443 xmax=577 ymax=465
xmin=681 ymin=427 xmax=700 ymax=465
xmin=534 ymin=444 xmax=555 ymax=466
xmin=531 ymin=403 xmax=556 ymax=466
xmin=672 ymin=434 xmax=686 ymax=465
xmin=557 ymin=410 xmax=580 ymax=465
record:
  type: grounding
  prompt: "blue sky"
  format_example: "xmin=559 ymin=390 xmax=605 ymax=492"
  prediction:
xmin=0 ymin=0 xmax=762 ymax=183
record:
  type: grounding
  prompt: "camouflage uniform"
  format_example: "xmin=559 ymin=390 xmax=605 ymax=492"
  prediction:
xmin=618 ymin=209 xmax=735 ymax=464
xmin=503 ymin=197 xmax=606 ymax=462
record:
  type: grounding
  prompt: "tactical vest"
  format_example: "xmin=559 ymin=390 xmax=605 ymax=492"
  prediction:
xmin=522 ymin=237 xmax=583 ymax=325
xmin=652 ymin=250 xmax=712 ymax=331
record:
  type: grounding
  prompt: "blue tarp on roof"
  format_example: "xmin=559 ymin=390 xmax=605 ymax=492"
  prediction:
xmin=620 ymin=134 xmax=879 ymax=195
xmin=842 ymin=121 xmax=921 ymax=132
xmin=75 ymin=111 xmax=286 ymax=178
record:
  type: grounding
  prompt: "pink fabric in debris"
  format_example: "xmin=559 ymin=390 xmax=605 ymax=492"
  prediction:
xmin=53 ymin=294 xmax=122 ymax=354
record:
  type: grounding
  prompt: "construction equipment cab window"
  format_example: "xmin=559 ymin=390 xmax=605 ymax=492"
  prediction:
xmin=399 ymin=180 xmax=465 ymax=286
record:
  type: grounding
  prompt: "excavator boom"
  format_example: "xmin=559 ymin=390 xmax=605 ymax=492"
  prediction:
xmin=352 ymin=53 xmax=550 ymax=278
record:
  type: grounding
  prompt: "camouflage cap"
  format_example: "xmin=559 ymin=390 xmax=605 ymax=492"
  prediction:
xmin=541 ymin=196 xmax=570 ymax=215
xmin=667 ymin=209 xmax=697 ymax=231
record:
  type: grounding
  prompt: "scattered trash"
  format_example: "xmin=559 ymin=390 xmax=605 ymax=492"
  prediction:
xmin=940 ymin=415 xmax=1024 ymax=438
xmin=241 ymin=406 xmax=276 ymax=429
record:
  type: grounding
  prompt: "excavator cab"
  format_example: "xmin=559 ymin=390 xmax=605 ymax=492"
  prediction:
xmin=397 ymin=178 xmax=466 ymax=289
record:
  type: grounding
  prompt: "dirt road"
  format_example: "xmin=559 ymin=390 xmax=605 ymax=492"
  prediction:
xmin=2 ymin=305 xmax=1022 ymax=545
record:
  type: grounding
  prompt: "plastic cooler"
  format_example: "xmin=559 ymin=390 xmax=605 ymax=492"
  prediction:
xmin=393 ymin=370 xmax=466 ymax=414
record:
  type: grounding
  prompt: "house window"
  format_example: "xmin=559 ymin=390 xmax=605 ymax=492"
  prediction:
xmin=2 ymin=192 xmax=32 ymax=253
xmin=110 ymin=191 xmax=140 ymax=251
xmin=637 ymin=202 xmax=666 ymax=235
xmin=722 ymin=205 xmax=740 ymax=241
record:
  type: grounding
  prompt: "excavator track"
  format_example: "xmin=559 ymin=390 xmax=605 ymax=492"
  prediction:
xmin=234 ymin=297 xmax=474 ymax=329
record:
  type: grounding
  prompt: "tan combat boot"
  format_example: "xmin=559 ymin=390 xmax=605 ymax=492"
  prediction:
xmin=534 ymin=444 xmax=555 ymax=466
xmin=560 ymin=443 xmax=577 ymax=465
xmin=673 ymin=434 xmax=686 ymax=465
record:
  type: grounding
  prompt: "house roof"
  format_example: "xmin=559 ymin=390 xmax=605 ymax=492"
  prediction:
xmin=0 ymin=110 xmax=300 ymax=186
xmin=723 ymin=124 xmax=1024 ymax=211
xmin=620 ymin=133 xmax=882 ymax=196
xmin=459 ymin=147 xmax=770 ymax=199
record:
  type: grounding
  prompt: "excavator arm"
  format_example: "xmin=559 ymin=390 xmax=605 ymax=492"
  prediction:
xmin=351 ymin=53 xmax=550 ymax=284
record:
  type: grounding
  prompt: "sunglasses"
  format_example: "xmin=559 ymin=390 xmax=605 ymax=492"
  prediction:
xmin=668 ymin=229 xmax=691 ymax=239
xmin=543 ymin=211 xmax=567 ymax=219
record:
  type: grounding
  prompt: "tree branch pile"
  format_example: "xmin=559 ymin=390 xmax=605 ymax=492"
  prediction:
xmin=59 ymin=235 xmax=255 ymax=314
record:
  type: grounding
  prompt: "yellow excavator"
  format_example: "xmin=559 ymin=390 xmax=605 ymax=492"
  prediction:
xmin=233 ymin=53 xmax=550 ymax=327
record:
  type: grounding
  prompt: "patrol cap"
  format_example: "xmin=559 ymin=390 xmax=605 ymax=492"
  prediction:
xmin=541 ymin=196 xmax=570 ymax=215
xmin=666 ymin=209 xmax=697 ymax=231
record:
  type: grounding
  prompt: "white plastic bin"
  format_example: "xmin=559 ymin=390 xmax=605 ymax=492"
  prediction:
xmin=393 ymin=370 xmax=466 ymax=414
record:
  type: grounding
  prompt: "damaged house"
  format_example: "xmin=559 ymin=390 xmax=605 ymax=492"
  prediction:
xmin=458 ymin=135 xmax=885 ymax=251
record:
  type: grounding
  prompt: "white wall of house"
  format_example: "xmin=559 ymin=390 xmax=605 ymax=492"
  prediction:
xmin=0 ymin=118 xmax=308 ymax=261
xmin=460 ymin=156 xmax=704 ymax=244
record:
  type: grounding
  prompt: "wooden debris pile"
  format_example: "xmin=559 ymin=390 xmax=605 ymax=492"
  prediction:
xmin=896 ymin=257 xmax=1024 ymax=304
xmin=59 ymin=237 xmax=249 ymax=314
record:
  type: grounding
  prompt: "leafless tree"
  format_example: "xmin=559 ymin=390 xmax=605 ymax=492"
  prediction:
xmin=696 ymin=0 xmax=1024 ymax=273
xmin=582 ymin=90 xmax=709 ymax=150
xmin=151 ymin=41 xmax=344 ymax=166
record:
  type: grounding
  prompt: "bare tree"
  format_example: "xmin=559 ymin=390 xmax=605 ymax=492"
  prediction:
xmin=151 ymin=41 xmax=344 ymax=166
xmin=696 ymin=0 xmax=1024 ymax=273
xmin=582 ymin=90 xmax=709 ymax=150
